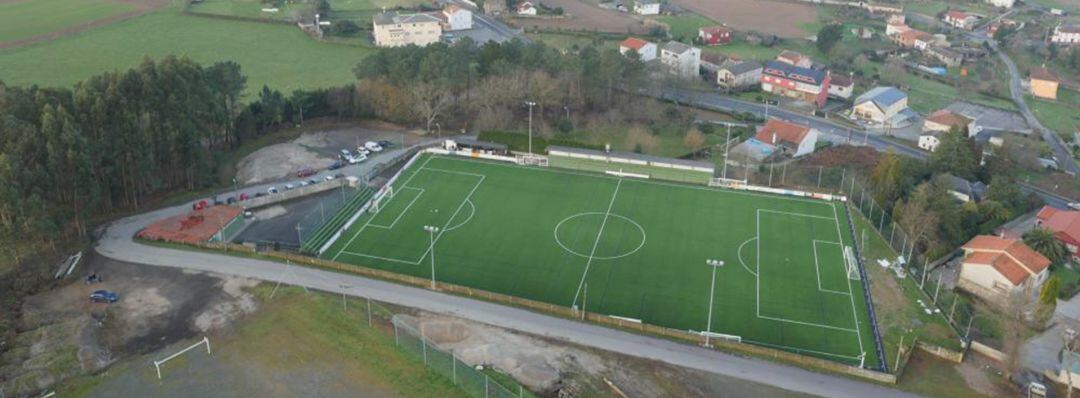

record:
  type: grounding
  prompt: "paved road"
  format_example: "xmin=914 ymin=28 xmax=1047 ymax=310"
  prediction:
xmin=445 ymin=0 xmax=530 ymax=43
xmin=988 ymin=39 xmax=1079 ymax=175
xmin=94 ymin=148 xmax=921 ymax=398
xmin=654 ymin=87 xmax=929 ymax=159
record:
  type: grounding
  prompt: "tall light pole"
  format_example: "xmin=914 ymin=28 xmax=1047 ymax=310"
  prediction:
xmin=705 ymin=259 xmax=725 ymax=347
xmin=424 ymin=225 xmax=440 ymax=289
xmin=722 ymin=124 xmax=731 ymax=180
xmin=525 ymin=101 xmax=537 ymax=154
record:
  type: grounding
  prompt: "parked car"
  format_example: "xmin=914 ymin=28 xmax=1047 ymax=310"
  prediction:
xmin=345 ymin=155 xmax=359 ymax=165
xmin=267 ymin=187 xmax=279 ymax=194
xmin=285 ymin=183 xmax=295 ymax=190
xmin=192 ymin=200 xmax=208 ymax=211
xmin=328 ymin=161 xmax=344 ymax=170
xmin=340 ymin=149 xmax=352 ymax=157
xmin=299 ymin=181 xmax=309 ymax=187
xmin=239 ymin=192 xmax=250 ymax=201
xmin=226 ymin=196 xmax=237 ymax=204
xmin=213 ymin=198 xmax=224 ymax=206
xmin=356 ymin=147 xmax=370 ymax=156
xmin=297 ymin=168 xmax=317 ymax=178
xmin=364 ymin=141 xmax=383 ymax=152
xmin=89 ymin=290 xmax=119 ymax=303
xmin=254 ymin=192 xmax=267 ymax=198
xmin=307 ymin=179 xmax=318 ymax=185
xmin=334 ymin=173 xmax=345 ymax=179
xmin=1069 ymin=202 xmax=1080 ymax=211
xmin=325 ymin=175 xmax=336 ymax=181
xmin=378 ymin=140 xmax=393 ymax=148
xmin=243 ymin=211 xmax=254 ymax=218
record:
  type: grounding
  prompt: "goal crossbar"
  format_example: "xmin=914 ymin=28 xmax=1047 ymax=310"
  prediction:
xmin=153 ymin=336 xmax=210 ymax=379
xmin=369 ymin=185 xmax=394 ymax=214
xmin=844 ymin=246 xmax=860 ymax=280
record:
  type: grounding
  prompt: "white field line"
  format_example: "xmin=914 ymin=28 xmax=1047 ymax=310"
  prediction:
xmin=756 ymin=209 xmax=860 ymax=334
xmin=757 ymin=209 xmax=836 ymax=220
xmin=368 ymin=187 xmax=425 ymax=229
xmin=834 ymin=202 xmax=866 ymax=356
xmin=336 ymin=250 xmax=419 ymax=265
xmin=571 ymin=178 xmax=623 ymax=308
xmin=415 ymin=174 xmax=486 ymax=265
xmin=444 ymin=199 xmax=475 ymax=232
xmin=332 ymin=156 xmax=434 ymax=262
xmin=742 ymin=339 xmax=863 ymax=361
xmin=737 ymin=237 xmax=758 ymax=276
xmin=433 ymin=154 xmax=833 ymax=207
xmin=812 ymin=240 xmax=850 ymax=296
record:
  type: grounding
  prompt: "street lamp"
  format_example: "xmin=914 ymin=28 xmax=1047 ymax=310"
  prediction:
xmin=705 ymin=259 xmax=725 ymax=347
xmin=424 ymin=225 xmax=440 ymax=289
xmin=524 ymin=101 xmax=536 ymax=154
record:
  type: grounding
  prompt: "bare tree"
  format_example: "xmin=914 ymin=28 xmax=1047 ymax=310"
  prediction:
xmin=683 ymin=127 xmax=706 ymax=159
xmin=409 ymin=82 xmax=454 ymax=134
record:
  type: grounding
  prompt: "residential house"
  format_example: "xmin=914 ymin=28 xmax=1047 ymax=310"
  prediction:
xmin=760 ymin=61 xmax=831 ymax=108
xmin=750 ymin=119 xmax=819 ymax=158
xmin=699 ymin=53 xmax=727 ymax=74
xmin=958 ymin=235 xmax=1051 ymax=305
xmin=1035 ymin=206 xmax=1080 ymax=261
xmin=660 ymin=41 xmax=701 ymax=78
xmin=618 ymin=37 xmax=657 ymax=61
xmin=439 ymin=4 xmax=472 ymax=31
xmin=717 ymin=60 xmax=762 ymax=91
xmin=928 ymin=46 xmax=964 ymax=67
xmin=985 ymin=0 xmax=1015 ymax=8
xmin=634 ymin=0 xmax=660 ymax=15
xmin=1030 ymin=67 xmax=1060 ymax=100
xmin=851 ymin=86 xmax=912 ymax=125
xmin=699 ymin=26 xmax=732 ymax=45
xmin=920 ymin=109 xmax=974 ymax=151
xmin=894 ymin=29 xmax=935 ymax=50
xmin=776 ymin=50 xmax=813 ymax=68
xmin=947 ymin=175 xmax=987 ymax=203
xmin=886 ymin=20 xmax=911 ymax=36
xmin=1051 ymin=24 xmax=1080 ymax=45
xmin=483 ymin=0 xmax=505 ymax=15
xmin=518 ymin=1 xmax=537 ymax=15
xmin=828 ymin=73 xmax=855 ymax=100
xmin=373 ymin=12 xmax=443 ymax=47
xmin=943 ymin=10 xmax=979 ymax=30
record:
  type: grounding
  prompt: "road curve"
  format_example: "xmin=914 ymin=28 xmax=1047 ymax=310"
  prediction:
xmin=94 ymin=150 xmax=921 ymax=398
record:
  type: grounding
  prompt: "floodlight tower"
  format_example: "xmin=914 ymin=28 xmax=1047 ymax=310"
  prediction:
xmin=705 ymin=259 xmax=725 ymax=347
xmin=423 ymin=225 xmax=440 ymax=289
xmin=525 ymin=101 xmax=537 ymax=154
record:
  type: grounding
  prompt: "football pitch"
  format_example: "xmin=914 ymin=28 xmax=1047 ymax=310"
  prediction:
xmin=322 ymin=154 xmax=879 ymax=366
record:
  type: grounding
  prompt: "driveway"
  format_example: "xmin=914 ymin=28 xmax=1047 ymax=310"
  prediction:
xmin=95 ymin=146 xmax=921 ymax=398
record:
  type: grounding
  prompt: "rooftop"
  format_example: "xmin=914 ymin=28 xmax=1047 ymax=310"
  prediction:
xmin=546 ymin=145 xmax=714 ymax=170
xmin=762 ymin=60 xmax=827 ymax=85
xmin=374 ymin=12 xmax=442 ymax=26
xmin=620 ymin=37 xmax=651 ymax=51
xmin=1037 ymin=205 xmax=1080 ymax=245
xmin=855 ymin=86 xmax=907 ymax=109
xmin=753 ymin=119 xmax=812 ymax=146
xmin=1031 ymin=67 xmax=1059 ymax=82
xmin=662 ymin=40 xmax=695 ymax=54
xmin=962 ymin=235 xmax=1051 ymax=286
xmin=724 ymin=60 xmax=762 ymax=75
xmin=926 ymin=109 xmax=972 ymax=129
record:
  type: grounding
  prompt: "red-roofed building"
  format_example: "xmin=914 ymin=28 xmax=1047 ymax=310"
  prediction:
xmin=618 ymin=37 xmax=657 ymax=61
xmin=752 ymin=119 xmax=819 ymax=157
xmin=943 ymin=10 xmax=979 ymax=30
xmin=698 ymin=26 xmax=732 ymax=45
xmin=1036 ymin=206 xmax=1080 ymax=261
xmin=958 ymin=235 xmax=1052 ymax=303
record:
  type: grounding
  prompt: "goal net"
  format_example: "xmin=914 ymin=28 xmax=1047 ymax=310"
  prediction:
xmin=515 ymin=154 xmax=549 ymax=167
xmin=844 ymin=246 xmax=860 ymax=280
xmin=369 ymin=186 xmax=394 ymax=214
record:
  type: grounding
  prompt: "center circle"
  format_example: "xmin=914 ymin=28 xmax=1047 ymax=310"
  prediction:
xmin=554 ymin=212 xmax=646 ymax=260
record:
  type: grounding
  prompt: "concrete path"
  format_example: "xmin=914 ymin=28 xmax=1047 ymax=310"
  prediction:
xmin=95 ymin=147 xmax=922 ymax=398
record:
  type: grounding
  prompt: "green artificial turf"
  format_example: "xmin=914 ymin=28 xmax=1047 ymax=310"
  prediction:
xmin=323 ymin=155 xmax=879 ymax=367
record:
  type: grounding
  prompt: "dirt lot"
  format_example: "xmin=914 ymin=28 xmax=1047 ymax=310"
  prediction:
xmin=671 ymin=0 xmax=817 ymax=38
xmin=507 ymin=0 xmax=658 ymax=34
xmin=235 ymin=120 xmax=425 ymax=185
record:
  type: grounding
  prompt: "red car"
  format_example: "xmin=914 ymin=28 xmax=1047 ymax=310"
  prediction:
xmin=296 ymin=168 xmax=317 ymax=178
xmin=192 ymin=200 xmax=208 ymax=211
xmin=239 ymin=192 xmax=250 ymax=201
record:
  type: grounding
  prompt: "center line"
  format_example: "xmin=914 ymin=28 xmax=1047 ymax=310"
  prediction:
xmin=572 ymin=178 xmax=622 ymax=308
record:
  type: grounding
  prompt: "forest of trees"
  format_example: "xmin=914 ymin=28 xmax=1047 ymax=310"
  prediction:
xmin=351 ymin=38 xmax=652 ymax=135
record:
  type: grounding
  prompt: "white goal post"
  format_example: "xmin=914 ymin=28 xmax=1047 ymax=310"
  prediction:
xmin=844 ymin=246 xmax=860 ymax=280
xmin=153 ymin=337 xmax=210 ymax=379
xmin=700 ymin=331 xmax=742 ymax=343
xmin=369 ymin=185 xmax=394 ymax=214
xmin=515 ymin=154 xmax=549 ymax=167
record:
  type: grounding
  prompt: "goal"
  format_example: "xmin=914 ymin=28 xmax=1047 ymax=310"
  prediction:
xmin=369 ymin=186 xmax=394 ymax=214
xmin=844 ymin=246 xmax=861 ymax=280
xmin=153 ymin=337 xmax=210 ymax=379
xmin=515 ymin=154 xmax=549 ymax=167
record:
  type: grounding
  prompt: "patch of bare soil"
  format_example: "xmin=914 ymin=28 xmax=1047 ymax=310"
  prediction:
xmin=671 ymin=0 xmax=817 ymax=38
xmin=507 ymin=0 xmax=658 ymax=34
xmin=396 ymin=313 xmax=814 ymax=397
xmin=0 ymin=253 xmax=259 ymax=397
xmin=235 ymin=143 xmax=331 ymax=185
xmin=0 ymin=0 xmax=172 ymax=50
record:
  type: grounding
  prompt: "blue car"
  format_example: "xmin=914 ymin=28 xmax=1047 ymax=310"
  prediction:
xmin=89 ymin=290 xmax=119 ymax=303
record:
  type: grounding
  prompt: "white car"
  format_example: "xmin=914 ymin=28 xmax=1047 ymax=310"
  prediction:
xmin=364 ymin=141 xmax=383 ymax=152
xmin=285 ymin=183 xmax=295 ymax=190
xmin=324 ymin=175 xmax=336 ymax=181
xmin=1069 ymin=202 xmax=1080 ymax=211
xmin=356 ymin=147 xmax=370 ymax=156
xmin=345 ymin=155 xmax=359 ymax=165
xmin=340 ymin=149 xmax=351 ymax=157
xmin=267 ymin=187 xmax=278 ymax=194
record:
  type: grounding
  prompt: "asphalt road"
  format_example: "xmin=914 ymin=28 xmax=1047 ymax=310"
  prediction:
xmin=447 ymin=0 xmax=530 ymax=43
xmin=95 ymin=147 xmax=921 ymax=398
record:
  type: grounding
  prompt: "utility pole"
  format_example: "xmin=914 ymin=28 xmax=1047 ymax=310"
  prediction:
xmin=722 ymin=124 xmax=731 ymax=180
xmin=525 ymin=101 xmax=537 ymax=154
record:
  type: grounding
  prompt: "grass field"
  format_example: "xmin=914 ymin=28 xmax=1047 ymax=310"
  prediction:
xmin=322 ymin=155 xmax=881 ymax=367
xmin=1029 ymin=90 xmax=1080 ymax=139
xmin=0 ymin=6 xmax=372 ymax=96
xmin=0 ymin=0 xmax=136 ymax=44
xmin=187 ymin=0 xmax=315 ymax=21
xmin=655 ymin=13 xmax=716 ymax=42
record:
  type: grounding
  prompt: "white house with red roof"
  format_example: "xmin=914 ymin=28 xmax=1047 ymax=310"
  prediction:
xmin=958 ymin=235 xmax=1052 ymax=304
xmin=751 ymin=119 xmax=819 ymax=158
xmin=943 ymin=10 xmax=979 ymax=30
xmin=698 ymin=26 xmax=732 ymax=45
xmin=1036 ymin=206 xmax=1080 ymax=261
xmin=517 ymin=1 xmax=537 ymax=15
xmin=618 ymin=37 xmax=657 ymax=62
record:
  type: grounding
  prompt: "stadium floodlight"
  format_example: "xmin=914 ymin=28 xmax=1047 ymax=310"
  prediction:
xmin=524 ymin=101 xmax=536 ymax=154
xmin=705 ymin=259 xmax=724 ymax=348
xmin=424 ymin=225 xmax=440 ymax=289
